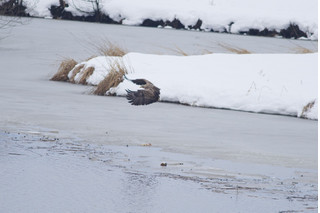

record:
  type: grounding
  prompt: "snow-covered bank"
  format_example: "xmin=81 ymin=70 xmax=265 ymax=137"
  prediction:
xmin=66 ymin=52 xmax=318 ymax=120
xmin=21 ymin=0 xmax=318 ymax=39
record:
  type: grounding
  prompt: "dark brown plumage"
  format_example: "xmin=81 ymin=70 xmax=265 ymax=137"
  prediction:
xmin=125 ymin=77 xmax=160 ymax=105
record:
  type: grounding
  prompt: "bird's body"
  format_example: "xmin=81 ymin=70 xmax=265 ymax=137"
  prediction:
xmin=125 ymin=77 xmax=160 ymax=105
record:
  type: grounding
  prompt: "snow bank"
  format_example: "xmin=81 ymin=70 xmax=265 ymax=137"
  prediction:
xmin=23 ymin=0 xmax=317 ymax=39
xmin=67 ymin=53 xmax=318 ymax=119
xmin=68 ymin=56 xmax=122 ymax=85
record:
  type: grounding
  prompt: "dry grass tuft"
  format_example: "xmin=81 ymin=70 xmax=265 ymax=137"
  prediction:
xmin=163 ymin=46 xmax=189 ymax=56
xmin=69 ymin=64 xmax=85 ymax=83
xmin=162 ymin=45 xmax=214 ymax=56
xmin=78 ymin=66 xmax=95 ymax=85
xmin=93 ymin=59 xmax=128 ymax=96
xmin=51 ymin=58 xmax=77 ymax=82
xmin=300 ymin=100 xmax=315 ymax=118
xmin=170 ymin=46 xmax=189 ymax=56
xmin=90 ymin=39 xmax=127 ymax=57
xmin=85 ymin=55 xmax=97 ymax=61
xmin=219 ymin=43 xmax=251 ymax=54
xmin=201 ymin=49 xmax=213 ymax=55
xmin=294 ymin=46 xmax=315 ymax=54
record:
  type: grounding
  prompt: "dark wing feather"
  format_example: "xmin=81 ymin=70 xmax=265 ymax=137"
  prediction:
xmin=126 ymin=88 xmax=160 ymax=105
xmin=131 ymin=79 xmax=147 ymax=85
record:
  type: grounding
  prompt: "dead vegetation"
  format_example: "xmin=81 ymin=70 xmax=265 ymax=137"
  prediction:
xmin=294 ymin=46 xmax=315 ymax=54
xmin=89 ymin=39 xmax=127 ymax=57
xmin=165 ymin=43 xmax=251 ymax=55
xmin=300 ymin=100 xmax=316 ymax=118
xmin=85 ymin=55 xmax=97 ymax=61
xmin=93 ymin=59 xmax=128 ymax=96
xmin=165 ymin=46 xmax=213 ymax=56
xmin=201 ymin=49 xmax=213 ymax=55
xmin=69 ymin=64 xmax=85 ymax=83
xmin=218 ymin=43 xmax=251 ymax=54
xmin=51 ymin=39 xmax=127 ymax=84
xmin=50 ymin=58 xmax=77 ymax=82
xmin=168 ymin=46 xmax=189 ymax=56
xmin=78 ymin=67 xmax=95 ymax=85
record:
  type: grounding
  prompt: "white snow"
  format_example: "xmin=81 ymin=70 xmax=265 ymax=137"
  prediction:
xmin=69 ymin=56 xmax=120 ymax=85
xmin=69 ymin=52 xmax=318 ymax=120
xmin=25 ymin=0 xmax=57 ymax=17
xmin=23 ymin=0 xmax=318 ymax=39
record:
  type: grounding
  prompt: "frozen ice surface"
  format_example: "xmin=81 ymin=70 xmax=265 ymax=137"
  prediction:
xmin=0 ymin=130 xmax=317 ymax=212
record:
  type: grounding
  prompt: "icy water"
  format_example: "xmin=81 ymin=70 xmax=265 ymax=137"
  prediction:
xmin=0 ymin=18 xmax=318 ymax=212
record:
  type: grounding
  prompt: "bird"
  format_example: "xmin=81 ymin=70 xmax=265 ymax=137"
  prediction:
xmin=124 ymin=76 xmax=160 ymax=105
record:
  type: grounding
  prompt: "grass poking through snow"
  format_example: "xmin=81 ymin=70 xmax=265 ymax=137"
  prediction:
xmin=51 ymin=58 xmax=77 ymax=82
xmin=218 ymin=43 xmax=251 ymax=54
xmin=93 ymin=59 xmax=128 ymax=96
xmin=300 ymin=100 xmax=316 ymax=118
xmin=79 ymin=67 xmax=95 ymax=85
xmin=69 ymin=64 xmax=85 ymax=83
xmin=51 ymin=39 xmax=128 ymax=84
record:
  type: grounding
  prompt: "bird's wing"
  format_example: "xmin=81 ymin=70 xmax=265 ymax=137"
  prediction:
xmin=126 ymin=88 xmax=159 ymax=105
xmin=131 ymin=79 xmax=147 ymax=85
